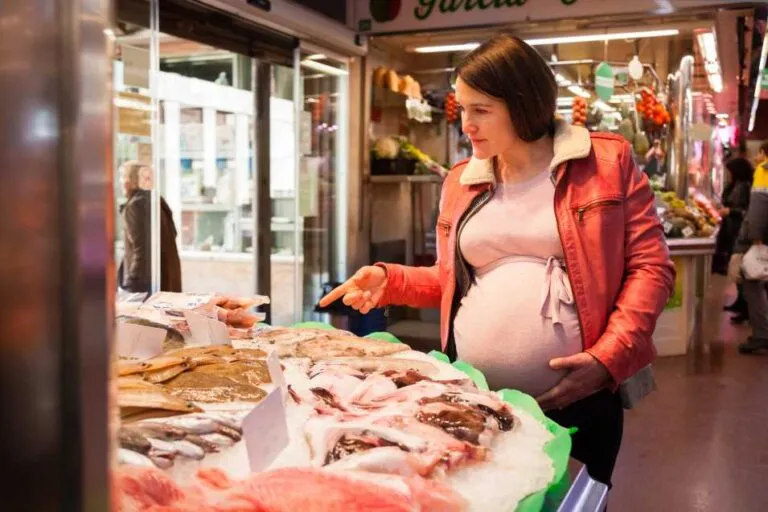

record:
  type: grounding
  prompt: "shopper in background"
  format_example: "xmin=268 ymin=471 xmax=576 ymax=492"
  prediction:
xmin=644 ymin=139 xmax=665 ymax=178
xmin=713 ymin=157 xmax=753 ymax=323
xmin=321 ymin=34 xmax=674 ymax=486
xmin=119 ymin=161 xmax=182 ymax=293
xmin=731 ymin=141 xmax=768 ymax=353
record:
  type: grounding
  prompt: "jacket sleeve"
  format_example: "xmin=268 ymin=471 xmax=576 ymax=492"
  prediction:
xmin=730 ymin=182 xmax=751 ymax=218
xmin=123 ymin=196 xmax=151 ymax=292
xmin=374 ymin=175 xmax=458 ymax=310
xmin=586 ymin=142 xmax=676 ymax=387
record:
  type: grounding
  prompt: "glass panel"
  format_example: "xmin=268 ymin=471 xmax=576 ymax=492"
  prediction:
xmin=297 ymin=50 xmax=349 ymax=321
xmin=158 ymin=39 xmax=255 ymax=296
xmin=113 ymin=26 xmax=256 ymax=296
xmin=114 ymin=23 xmax=156 ymax=296
xmin=269 ymin=63 xmax=299 ymax=327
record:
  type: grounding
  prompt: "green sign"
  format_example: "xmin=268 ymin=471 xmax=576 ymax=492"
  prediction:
xmin=413 ymin=0 xmax=579 ymax=21
xmin=594 ymin=62 xmax=615 ymax=101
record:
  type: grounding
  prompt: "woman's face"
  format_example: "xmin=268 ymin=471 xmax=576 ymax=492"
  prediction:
xmin=455 ymin=77 xmax=516 ymax=160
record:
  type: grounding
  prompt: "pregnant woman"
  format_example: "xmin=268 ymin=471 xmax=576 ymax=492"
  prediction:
xmin=321 ymin=34 xmax=674 ymax=485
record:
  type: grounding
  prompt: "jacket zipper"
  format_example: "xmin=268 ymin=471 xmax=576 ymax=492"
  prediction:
xmin=575 ymin=198 xmax=623 ymax=221
xmin=445 ymin=187 xmax=494 ymax=360
xmin=553 ymin=170 xmax=587 ymax=348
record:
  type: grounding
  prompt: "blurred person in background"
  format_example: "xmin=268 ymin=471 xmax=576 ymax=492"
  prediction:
xmin=729 ymin=141 xmax=768 ymax=353
xmin=713 ymin=157 xmax=754 ymax=323
xmin=644 ymin=139 xmax=665 ymax=178
xmin=118 ymin=161 xmax=182 ymax=293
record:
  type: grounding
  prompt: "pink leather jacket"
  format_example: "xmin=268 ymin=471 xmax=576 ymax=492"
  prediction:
xmin=377 ymin=121 xmax=675 ymax=387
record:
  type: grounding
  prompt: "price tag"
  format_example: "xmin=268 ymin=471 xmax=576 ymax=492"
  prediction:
xmin=266 ymin=349 xmax=287 ymax=398
xmin=242 ymin=389 xmax=289 ymax=472
xmin=663 ymin=221 xmax=673 ymax=234
xmin=115 ymin=322 xmax=165 ymax=359
xmin=682 ymin=226 xmax=695 ymax=238
xmin=184 ymin=311 xmax=230 ymax=346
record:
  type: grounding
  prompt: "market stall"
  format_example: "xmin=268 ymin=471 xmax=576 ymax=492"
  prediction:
xmin=359 ymin=2 xmax=729 ymax=354
xmin=113 ymin=291 xmax=611 ymax=511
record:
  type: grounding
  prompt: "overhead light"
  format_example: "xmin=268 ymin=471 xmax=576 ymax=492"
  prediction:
xmin=411 ymin=28 xmax=679 ymax=53
xmin=715 ymin=113 xmax=729 ymax=119
xmin=749 ymin=31 xmax=768 ymax=131
xmin=696 ymin=31 xmax=723 ymax=94
xmin=300 ymin=60 xmax=348 ymax=76
xmin=567 ymin=84 xmax=591 ymax=98
xmin=412 ymin=42 xmax=480 ymax=53
xmin=594 ymin=100 xmax=616 ymax=113
xmin=557 ymin=97 xmax=574 ymax=106
xmin=305 ymin=53 xmax=326 ymax=61
xmin=525 ymin=29 xmax=679 ymax=47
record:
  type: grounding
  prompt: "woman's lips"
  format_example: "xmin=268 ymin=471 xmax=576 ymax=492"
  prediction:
xmin=470 ymin=138 xmax=486 ymax=144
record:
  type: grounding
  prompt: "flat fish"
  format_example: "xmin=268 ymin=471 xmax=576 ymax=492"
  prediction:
xmin=142 ymin=361 xmax=193 ymax=384
xmin=163 ymin=371 xmax=267 ymax=404
xmin=191 ymin=362 xmax=271 ymax=386
xmin=118 ymin=448 xmax=155 ymax=468
xmin=119 ymin=385 xmax=203 ymax=414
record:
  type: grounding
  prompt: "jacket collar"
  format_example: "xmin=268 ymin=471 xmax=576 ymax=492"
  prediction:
xmin=458 ymin=119 xmax=592 ymax=186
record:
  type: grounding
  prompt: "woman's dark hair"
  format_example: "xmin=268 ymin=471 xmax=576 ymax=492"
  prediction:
xmin=760 ymin=140 xmax=768 ymax=155
xmin=725 ymin=157 xmax=754 ymax=184
xmin=456 ymin=33 xmax=557 ymax=142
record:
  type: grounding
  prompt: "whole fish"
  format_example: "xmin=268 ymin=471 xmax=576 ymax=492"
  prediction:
xmin=133 ymin=422 xmax=188 ymax=441
xmin=200 ymin=433 xmax=236 ymax=448
xmin=149 ymin=416 xmax=223 ymax=435
xmin=147 ymin=438 xmax=179 ymax=458
xmin=185 ymin=434 xmax=220 ymax=453
xmin=149 ymin=452 xmax=174 ymax=469
xmin=118 ymin=428 xmax=151 ymax=455
xmin=206 ymin=412 xmax=245 ymax=433
xmin=170 ymin=439 xmax=205 ymax=460
xmin=118 ymin=448 xmax=155 ymax=468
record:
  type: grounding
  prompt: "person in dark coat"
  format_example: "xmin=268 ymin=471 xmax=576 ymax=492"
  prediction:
xmin=714 ymin=157 xmax=753 ymax=321
xmin=118 ymin=161 xmax=182 ymax=293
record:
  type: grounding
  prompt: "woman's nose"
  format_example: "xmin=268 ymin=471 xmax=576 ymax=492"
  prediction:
xmin=462 ymin=115 xmax=476 ymax=135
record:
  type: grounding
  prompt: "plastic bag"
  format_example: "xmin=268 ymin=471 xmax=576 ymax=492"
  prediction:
xmin=742 ymin=244 xmax=768 ymax=281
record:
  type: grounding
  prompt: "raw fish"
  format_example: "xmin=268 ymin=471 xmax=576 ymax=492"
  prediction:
xmin=118 ymin=428 xmax=152 ymax=455
xmin=117 ymin=448 xmax=155 ymax=468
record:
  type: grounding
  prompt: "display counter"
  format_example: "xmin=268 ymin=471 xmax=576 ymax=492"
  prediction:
xmin=652 ymin=237 xmax=716 ymax=356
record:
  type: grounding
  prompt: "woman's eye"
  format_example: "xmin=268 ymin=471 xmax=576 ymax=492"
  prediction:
xmin=474 ymin=108 xmax=488 ymax=114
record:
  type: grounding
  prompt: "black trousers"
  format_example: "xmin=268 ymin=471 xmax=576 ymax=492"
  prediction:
xmin=546 ymin=390 xmax=624 ymax=486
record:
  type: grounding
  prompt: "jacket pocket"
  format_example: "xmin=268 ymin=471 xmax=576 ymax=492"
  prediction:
xmin=436 ymin=217 xmax=452 ymax=264
xmin=573 ymin=196 xmax=623 ymax=221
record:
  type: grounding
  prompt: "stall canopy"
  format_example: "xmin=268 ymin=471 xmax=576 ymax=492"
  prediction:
xmin=354 ymin=0 xmax=745 ymax=35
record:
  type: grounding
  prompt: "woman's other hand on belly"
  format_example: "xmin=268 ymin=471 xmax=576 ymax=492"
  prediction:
xmin=535 ymin=352 xmax=612 ymax=410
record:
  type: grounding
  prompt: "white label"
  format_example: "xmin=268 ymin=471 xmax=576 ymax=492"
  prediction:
xmin=242 ymin=389 xmax=289 ymax=472
xmin=682 ymin=226 xmax=695 ymax=238
xmin=122 ymin=45 xmax=150 ymax=89
xmin=184 ymin=311 xmax=230 ymax=346
xmin=115 ymin=323 xmax=165 ymax=359
xmin=266 ymin=350 xmax=287 ymax=398
xmin=663 ymin=221 xmax=674 ymax=234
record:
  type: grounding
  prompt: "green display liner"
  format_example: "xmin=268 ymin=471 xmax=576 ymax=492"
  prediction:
xmin=292 ymin=324 xmax=573 ymax=511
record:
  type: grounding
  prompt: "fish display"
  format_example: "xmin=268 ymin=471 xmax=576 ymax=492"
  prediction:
xmin=117 ymin=413 xmax=246 ymax=469
xmin=249 ymin=327 xmax=409 ymax=360
xmin=113 ymin=466 xmax=467 ymax=512
xmin=118 ymin=377 xmax=203 ymax=421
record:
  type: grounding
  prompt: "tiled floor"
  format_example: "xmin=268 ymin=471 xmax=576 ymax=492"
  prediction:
xmin=610 ymin=276 xmax=768 ymax=511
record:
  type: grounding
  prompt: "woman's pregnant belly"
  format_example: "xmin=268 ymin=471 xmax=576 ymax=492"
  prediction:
xmin=453 ymin=259 xmax=582 ymax=397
